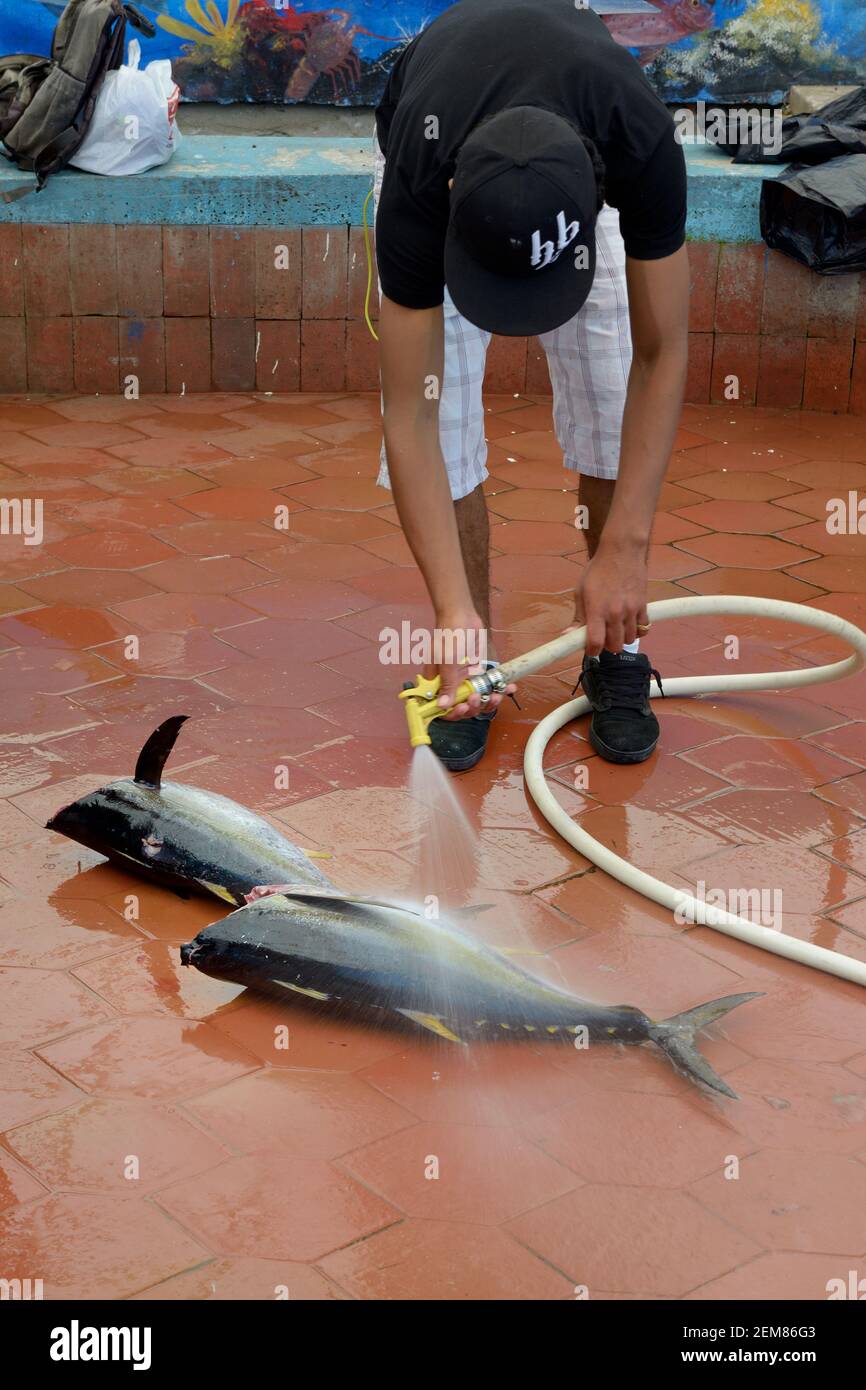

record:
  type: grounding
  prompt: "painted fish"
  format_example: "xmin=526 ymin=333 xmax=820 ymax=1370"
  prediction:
xmin=45 ymin=716 xmax=330 ymax=906
xmin=604 ymin=0 xmax=715 ymax=63
xmin=182 ymin=885 xmax=760 ymax=1098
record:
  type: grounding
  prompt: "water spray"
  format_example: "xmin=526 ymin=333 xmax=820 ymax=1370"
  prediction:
xmin=399 ymin=594 xmax=866 ymax=988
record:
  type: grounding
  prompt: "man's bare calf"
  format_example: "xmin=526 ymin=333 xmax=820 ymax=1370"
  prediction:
xmin=453 ymin=474 xmax=616 ymax=638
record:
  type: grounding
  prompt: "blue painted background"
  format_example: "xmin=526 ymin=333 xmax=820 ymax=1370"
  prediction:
xmin=3 ymin=0 xmax=865 ymax=103
xmin=3 ymin=1 xmax=427 ymax=60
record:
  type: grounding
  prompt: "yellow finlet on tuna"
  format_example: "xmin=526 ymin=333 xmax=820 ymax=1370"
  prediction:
xmin=397 ymin=1009 xmax=465 ymax=1043
xmin=276 ymin=981 xmax=331 ymax=1001
xmin=196 ymin=880 xmax=238 ymax=904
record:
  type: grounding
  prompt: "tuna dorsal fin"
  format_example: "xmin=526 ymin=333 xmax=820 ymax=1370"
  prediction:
xmin=244 ymin=882 xmax=424 ymax=914
xmin=134 ymin=715 xmax=190 ymax=788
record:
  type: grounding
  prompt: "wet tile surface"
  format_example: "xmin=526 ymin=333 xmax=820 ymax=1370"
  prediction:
xmin=0 ymin=392 xmax=864 ymax=1300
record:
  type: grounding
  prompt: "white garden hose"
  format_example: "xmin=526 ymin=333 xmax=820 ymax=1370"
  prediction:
xmin=516 ymin=595 xmax=866 ymax=987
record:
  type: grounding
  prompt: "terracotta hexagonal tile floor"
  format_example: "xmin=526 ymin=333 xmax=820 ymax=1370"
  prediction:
xmin=0 ymin=1193 xmax=209 ymax=1299
xmin=506 ymin=1185 xmax=762 ymax=1297
xmin=128 ymin=1257 xmax=349 ymax=1301
xmin=1 ymin=391 xmax=865 ymax=1302
xmin=155 ymin=1150 xmax=400 ymax=1263
xmin=4 ymin=1096 xmax=230 ymax=1193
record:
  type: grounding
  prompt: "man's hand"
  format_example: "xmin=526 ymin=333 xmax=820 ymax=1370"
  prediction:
xmin=432 ymin=609 xmax=515 ymax=720
xmin=577 ymin=538 xmax=649 ymax=656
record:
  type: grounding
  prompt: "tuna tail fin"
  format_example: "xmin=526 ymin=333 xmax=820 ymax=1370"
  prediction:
xmin=648 ymin=992 xmax=762 ymax=1100
xmin=134 ymin=715 xmax=190 ymax=788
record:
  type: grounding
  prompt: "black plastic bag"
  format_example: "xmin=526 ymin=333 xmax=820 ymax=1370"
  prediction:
xmin=760 ymin=155 xmax=866 ymax=274
xmin=728 ymin=86 xmax=866 ymax=164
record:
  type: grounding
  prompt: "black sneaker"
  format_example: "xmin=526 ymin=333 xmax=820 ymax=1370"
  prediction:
xmin=576 ymin=650 xmax=664 ymax=764
xmin=429 ymin=707 xmax=496 ymax=772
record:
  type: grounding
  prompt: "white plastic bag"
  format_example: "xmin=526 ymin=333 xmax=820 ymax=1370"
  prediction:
xmin=71 ymin=40 xmax=181 ymax=176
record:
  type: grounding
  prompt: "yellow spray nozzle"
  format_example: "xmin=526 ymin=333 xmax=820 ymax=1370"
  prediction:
xmin=398 ymin=673 xmax=478 ymax=748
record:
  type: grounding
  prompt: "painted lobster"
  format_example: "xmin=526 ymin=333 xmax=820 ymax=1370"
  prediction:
xmin=239 ymin=0 xmax=401 ymax=100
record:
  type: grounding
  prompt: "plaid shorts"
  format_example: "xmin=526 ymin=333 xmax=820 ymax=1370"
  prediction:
xmin=373 ymin=135 xmax=632 ymax=501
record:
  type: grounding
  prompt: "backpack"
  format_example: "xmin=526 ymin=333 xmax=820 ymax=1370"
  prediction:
xmin=0 ymin=0 xmax=155 ymax=199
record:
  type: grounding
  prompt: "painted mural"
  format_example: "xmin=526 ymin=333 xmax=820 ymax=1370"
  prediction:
xmin=4 ymin=0 xmax=866 ymax=104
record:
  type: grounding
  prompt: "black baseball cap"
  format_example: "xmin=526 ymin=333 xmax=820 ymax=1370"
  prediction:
xmin=444 ymin=106 xmax=599 ymax=337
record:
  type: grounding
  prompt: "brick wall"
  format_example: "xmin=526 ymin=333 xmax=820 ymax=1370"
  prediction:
xmin=1 ymin=222 xmax=865 ymax=411
xmin=0 ymin=224 xmax=380 ymax=396
xmin=686 ymin=243 xmax=866 ymax=414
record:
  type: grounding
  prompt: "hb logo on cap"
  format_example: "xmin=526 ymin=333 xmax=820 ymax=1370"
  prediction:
xmin=531 ymin=211 xmax=581 ymax=270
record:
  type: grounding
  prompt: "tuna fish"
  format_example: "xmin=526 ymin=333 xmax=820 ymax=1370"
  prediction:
xmin=45 ymin=716 xmax=330 ymax=906
xmin=182 ymin=886 xmax=760 ymax=1099
xmin=45 ymin=714 xmax=759 ymax=1097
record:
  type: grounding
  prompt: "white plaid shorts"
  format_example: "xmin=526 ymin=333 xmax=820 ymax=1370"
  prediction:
xmin=373 ymin=135 xmax=632 ymax=501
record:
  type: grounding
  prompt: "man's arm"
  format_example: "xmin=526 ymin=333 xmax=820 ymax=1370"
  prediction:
xmin=379 ymin=293 xmax=491 ymax=715
xmin=580 ymin=244 xmax=690 ymax=654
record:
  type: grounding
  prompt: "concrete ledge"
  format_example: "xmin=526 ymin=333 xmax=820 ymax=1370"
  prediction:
xmin=684 ymin=145 xmax=784 ymax=245
xmin=0 ymin=136 xmax=373 ymax=227
xmin=0 ymin=136 xmax=782 ymax=242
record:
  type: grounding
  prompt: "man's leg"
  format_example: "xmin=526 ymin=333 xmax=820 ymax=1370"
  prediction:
xmin=540 ymin=204 xmax=630 ymax=551
xmin=541 ymin=205 xmax=629 ymax=620
xmin=454 ymin=483 xmax=491 ymax=630
xmin=578 ymin=474 xmax=614 ymax=562
xmin=539 ymin=205 xmax=661 ymax=763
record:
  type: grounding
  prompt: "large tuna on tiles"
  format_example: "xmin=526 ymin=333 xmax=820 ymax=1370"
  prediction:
xmin=46 ymin=715 xmax=330 ymax=907
xmin=182 ymin=884 xmax=759 ymax=1099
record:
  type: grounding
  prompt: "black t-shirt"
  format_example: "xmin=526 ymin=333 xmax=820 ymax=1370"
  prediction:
xmin=375 ymin=0 xmax=687 ymax=310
